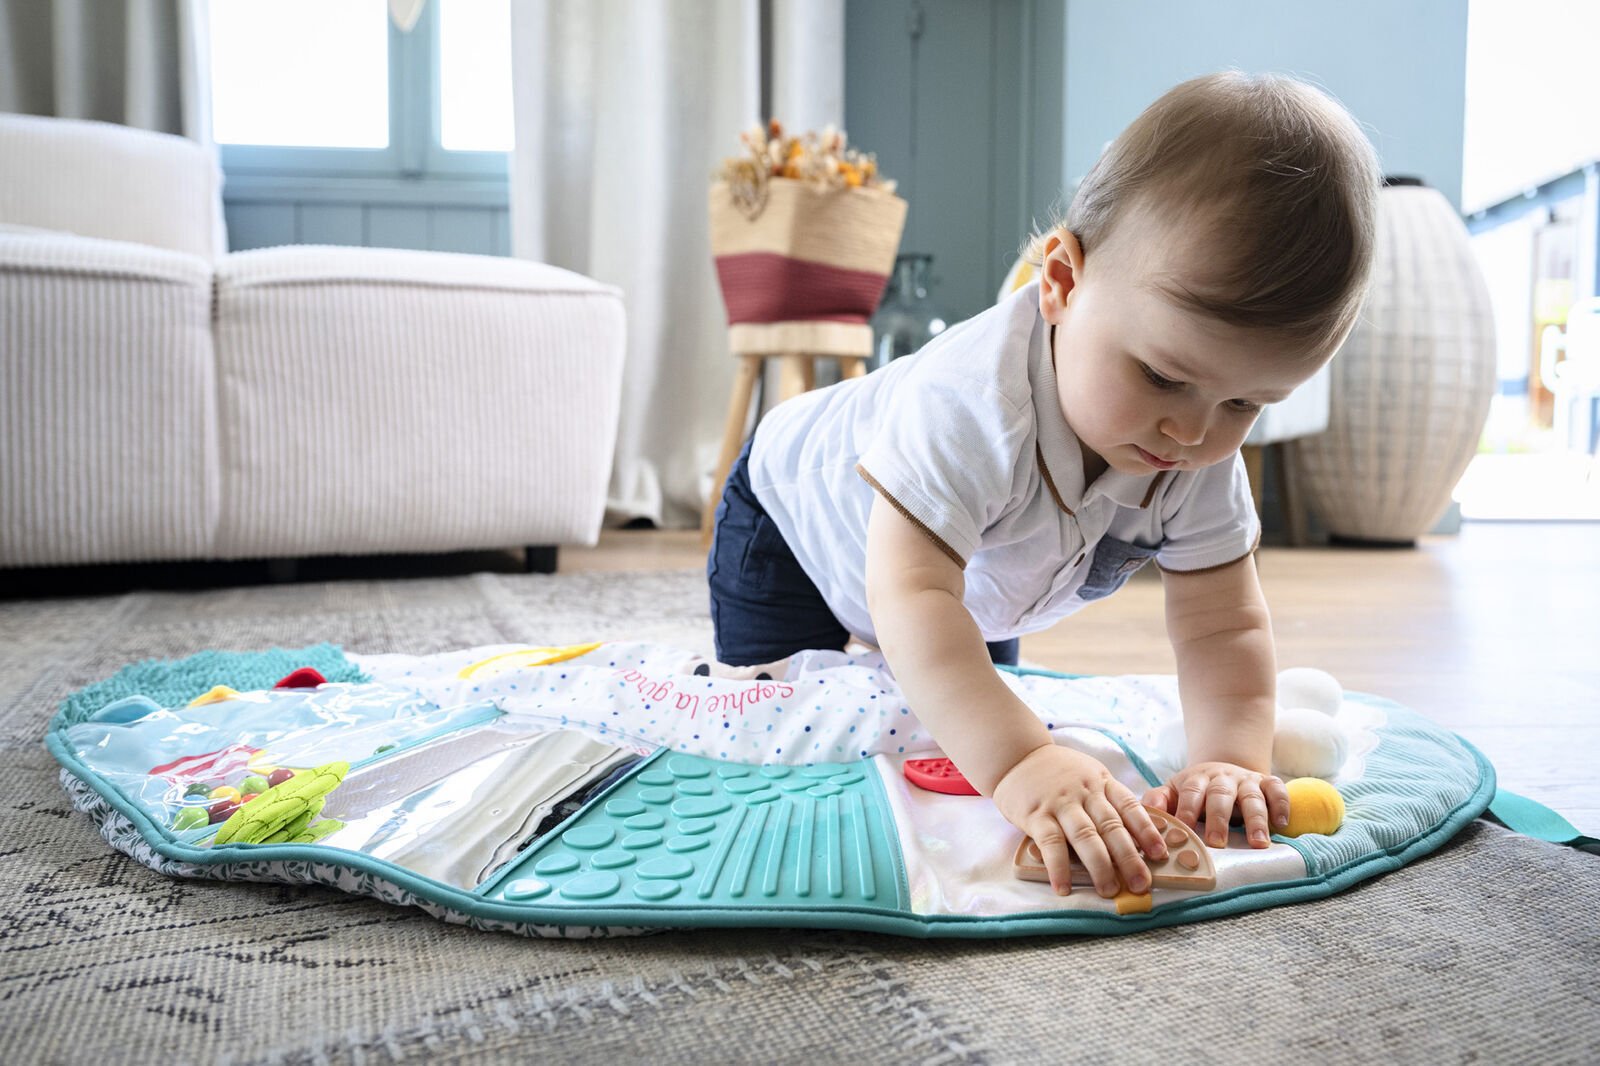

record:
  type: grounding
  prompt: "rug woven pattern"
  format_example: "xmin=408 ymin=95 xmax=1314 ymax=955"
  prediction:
xmin=2 ymin=570 xmax=1595 ymax=1065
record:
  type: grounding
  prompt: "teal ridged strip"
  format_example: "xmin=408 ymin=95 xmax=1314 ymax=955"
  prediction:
xmin=760 ymin=801 xmax=791 ymax=897
xmin=850 ymin=792 xmax=876 ymax=900
xmin=696 ymin=803 xmax=747 ymax=899
xmin=728 ymin=802 xmax=770 ymax=897
xmin=795 ymin=800 xmax=815 ymax=897
xmin=825 ymin=794 xmax=842 ymax=898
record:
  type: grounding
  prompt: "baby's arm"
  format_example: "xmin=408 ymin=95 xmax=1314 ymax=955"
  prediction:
xmin=865 ymin=494 xmax=1166 ymax=896
xmin=1154 ymin=556 xmax=1291 ymax=846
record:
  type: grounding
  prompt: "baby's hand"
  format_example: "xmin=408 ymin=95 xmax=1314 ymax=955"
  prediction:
xmin=1142 ymin=762 xmax=1289 ymax=849
xmin=992 ymin=744 xmax=1168 ymax=897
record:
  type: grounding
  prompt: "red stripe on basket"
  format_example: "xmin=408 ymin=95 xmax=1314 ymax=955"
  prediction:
xmin=714 ymin=252 xmax=890 ymax=325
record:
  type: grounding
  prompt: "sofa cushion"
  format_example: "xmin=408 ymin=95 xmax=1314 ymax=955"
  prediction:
xmin=0 ymin=231 xmax=214 ymax=289
xmin=211 ymin=246 xmax=626 ymax=558
xmin=218 ymin=244 xmax=621 ymax=297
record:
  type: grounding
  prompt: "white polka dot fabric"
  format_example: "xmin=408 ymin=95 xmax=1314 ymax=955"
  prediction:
xmin=350 ymin=642 xmax=1383 ymax=784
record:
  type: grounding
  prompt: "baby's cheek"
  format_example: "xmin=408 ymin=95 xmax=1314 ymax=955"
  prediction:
xmin=1209 ymin=422 xmax=1256 ymax=462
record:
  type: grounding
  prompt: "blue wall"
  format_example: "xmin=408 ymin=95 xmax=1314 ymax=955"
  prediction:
xmin=222 ymin=179 xmax=509 ymax=255
xmin=845 ymin=0 xmax=1469 ymax=323
xmin=1063 ymin=0 xmax=1469 ymax=210
xmin=846 ymin=0 xmax=1059 ymax=324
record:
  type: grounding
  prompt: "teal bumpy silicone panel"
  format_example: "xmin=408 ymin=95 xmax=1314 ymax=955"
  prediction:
xmin=482 ymin=753 xmax=906 ymax=912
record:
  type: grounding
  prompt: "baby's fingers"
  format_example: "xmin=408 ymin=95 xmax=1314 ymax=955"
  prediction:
xmin=1091 ymin=796 xmax=1157 ymax=893
xmin=1263 ymin=775 xmax=1291 ymax=832
xmin=1115 ymin=791 xmax=1169 ymax=864
xmin=1026 ymin=821 xmax=1078 ymax=896
xmin=1175 ymin=773 xmax=1210 ymax=831
xmin=1141 ymin=782 xmax=1177 ymax=813
xmin=1236 ymin=780 xmax=1272 ymax=847
xmin=1063 ymin=810 xmax=1122 ymax=898
xmin=1203 ymin=780 xmax=1238 ymax=847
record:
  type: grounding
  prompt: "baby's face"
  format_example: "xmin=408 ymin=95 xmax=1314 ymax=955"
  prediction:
xmin=1047 ymin=236 xmax=1322 ymax=478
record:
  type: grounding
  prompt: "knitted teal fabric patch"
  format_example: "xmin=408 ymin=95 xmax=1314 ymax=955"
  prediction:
xmin=55 ymin=644 xmax=366 ymax=727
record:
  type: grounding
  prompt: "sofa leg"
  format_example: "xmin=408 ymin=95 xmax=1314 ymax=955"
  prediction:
xmin=524 ymin=546 xmax=558 ymax=574
xmin=266 ymin=558 xmax=300 ymax=583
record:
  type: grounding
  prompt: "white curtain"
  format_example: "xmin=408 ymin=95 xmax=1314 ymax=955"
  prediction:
xmin=509 ymin=0 xmax=844 ymax=529
xmin=0 ymin=0 xmax=212 ymax=141
xmin=770 ymin=0 xmax=844 ymax=134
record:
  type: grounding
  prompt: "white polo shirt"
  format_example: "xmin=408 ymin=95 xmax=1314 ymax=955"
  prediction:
xmin=746 ymin=283 xmax=1260 ymax=646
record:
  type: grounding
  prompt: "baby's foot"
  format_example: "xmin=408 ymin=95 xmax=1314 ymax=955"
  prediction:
xmin=677 ymin=655 xmax=792 ymax=681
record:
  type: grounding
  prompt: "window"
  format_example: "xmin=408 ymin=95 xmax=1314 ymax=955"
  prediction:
xmin=439 ymin=0 xmax=514 ymax=152
xmin=209 ymin=0 xmax=512 ymax=178
xmin=1463 ymin=0 xmax=1600 ymax=213
xmin=210 ymin=1 xmax=389 ymax=149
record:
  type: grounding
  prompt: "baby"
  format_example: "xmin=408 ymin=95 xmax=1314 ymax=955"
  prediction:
xmin=706 ymin=71 xmax=1379 ymax=897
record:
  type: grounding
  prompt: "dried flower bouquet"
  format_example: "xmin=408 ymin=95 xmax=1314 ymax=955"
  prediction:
xmin=716 ymin=119 xmax=897 ymax=219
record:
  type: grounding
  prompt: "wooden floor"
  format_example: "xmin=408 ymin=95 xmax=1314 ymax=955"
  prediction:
xmin=564 ymin=522 xmax=1600 ymax=836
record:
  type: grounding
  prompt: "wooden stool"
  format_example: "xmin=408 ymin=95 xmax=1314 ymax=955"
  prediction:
xmin=1242 ymin=441 xmax=1309 ymax=547
xmin=700 ymin=321 xmax=875 ymax=542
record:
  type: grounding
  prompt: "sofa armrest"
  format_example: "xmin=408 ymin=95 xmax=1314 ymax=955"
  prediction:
xmin=212 ymin=246 xmax=626 ymax=558
xmin=0 ymin=233 xmax=219 ymax=566
xmin=0 ymin=114 xmax=226 ymax=262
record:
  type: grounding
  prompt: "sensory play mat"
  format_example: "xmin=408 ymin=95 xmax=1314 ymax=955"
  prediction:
xmin=48 ymin=641 xmax=1512 ymax=938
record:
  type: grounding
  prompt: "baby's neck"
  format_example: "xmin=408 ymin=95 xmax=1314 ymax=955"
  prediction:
xmin=1080 ymin=449 xmax=1109 ymax=485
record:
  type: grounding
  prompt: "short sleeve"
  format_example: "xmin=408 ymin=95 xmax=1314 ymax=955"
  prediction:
xmin=855 ymin=370 xmax=1031 ymax=567
xmin=1153 ymin=453 xmax=1261 ymax=573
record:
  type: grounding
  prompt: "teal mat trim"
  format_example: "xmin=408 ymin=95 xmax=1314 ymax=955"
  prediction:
xmin=1488 ymin=790 xmax=1599 ymax=851
xmin=46 ymin=650 xmax=1506 ymax=938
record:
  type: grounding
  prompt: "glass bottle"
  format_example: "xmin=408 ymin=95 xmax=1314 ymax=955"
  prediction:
xmin=870 ymin=253 xmax=948 ymax=370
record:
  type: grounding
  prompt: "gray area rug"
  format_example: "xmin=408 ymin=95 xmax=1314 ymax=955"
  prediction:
xmin=2 ymin=569 xmax=1596 ymax=1065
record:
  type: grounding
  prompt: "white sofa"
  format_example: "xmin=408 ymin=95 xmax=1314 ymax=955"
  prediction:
xmin=0 ymin=113 xmax=625 ymax=571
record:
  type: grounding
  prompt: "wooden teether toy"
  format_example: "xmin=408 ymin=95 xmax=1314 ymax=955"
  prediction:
xmin=1013 ymin=805 xmax=1218 ymax=894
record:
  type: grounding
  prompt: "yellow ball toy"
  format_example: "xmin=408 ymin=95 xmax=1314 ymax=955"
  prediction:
xmin=1281 ymin=777 xmax=1346 ymax=837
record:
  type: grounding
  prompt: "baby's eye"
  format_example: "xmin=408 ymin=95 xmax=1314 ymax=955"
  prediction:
xmin=1140 ymin=364 xmax=1182 ymax=390
xmin=1226 ymin=399 xmax=1262 ymax=414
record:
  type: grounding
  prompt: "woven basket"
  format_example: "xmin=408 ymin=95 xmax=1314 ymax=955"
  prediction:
xmin=1291 ymin=181 xmax=1496 ymax=543
xmin=709 ymin=178 xmax=907 ymax=325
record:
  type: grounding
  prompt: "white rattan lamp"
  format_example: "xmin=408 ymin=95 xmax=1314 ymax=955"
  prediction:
xmin=1291 ymin=177 xmax=1496 ymax=545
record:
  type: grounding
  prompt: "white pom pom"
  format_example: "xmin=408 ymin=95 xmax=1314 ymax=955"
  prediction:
xmin=1277 ymin=667 xmax=1343 ymax=716
xmin=1273 ymin=706 xmax=1350 ymax=779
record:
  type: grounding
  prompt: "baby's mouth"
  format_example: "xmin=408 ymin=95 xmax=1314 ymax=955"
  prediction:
xmin=1136 ymin=446 xmax=1179 ymax=470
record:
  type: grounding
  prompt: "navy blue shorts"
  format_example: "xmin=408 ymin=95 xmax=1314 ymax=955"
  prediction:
xmin=707 ymin=440 xmax=1020 ymax=668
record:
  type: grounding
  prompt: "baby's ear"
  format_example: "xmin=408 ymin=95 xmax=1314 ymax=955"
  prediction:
xmin=1038 ymin=228 xmax=1085 ymax=323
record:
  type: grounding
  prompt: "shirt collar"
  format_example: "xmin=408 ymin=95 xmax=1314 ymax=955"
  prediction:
xmin=1027 ymin=300 xmax=1164 ymax=514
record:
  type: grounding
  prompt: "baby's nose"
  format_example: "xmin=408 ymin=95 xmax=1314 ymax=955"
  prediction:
xmin=1160 ymin=416 xmax=1207 ymax=447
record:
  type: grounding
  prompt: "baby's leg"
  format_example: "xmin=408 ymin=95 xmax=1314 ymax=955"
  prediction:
xmin=706 ymin=442 xmax=850 ymax=670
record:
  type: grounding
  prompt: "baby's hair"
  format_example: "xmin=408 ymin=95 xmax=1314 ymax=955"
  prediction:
xmin=1027 ymin=70 xmax=1380 ymax=360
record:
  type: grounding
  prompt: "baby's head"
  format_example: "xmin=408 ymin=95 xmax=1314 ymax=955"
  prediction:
xmin=1034 ymin=71 xmax=1381 ymax=478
